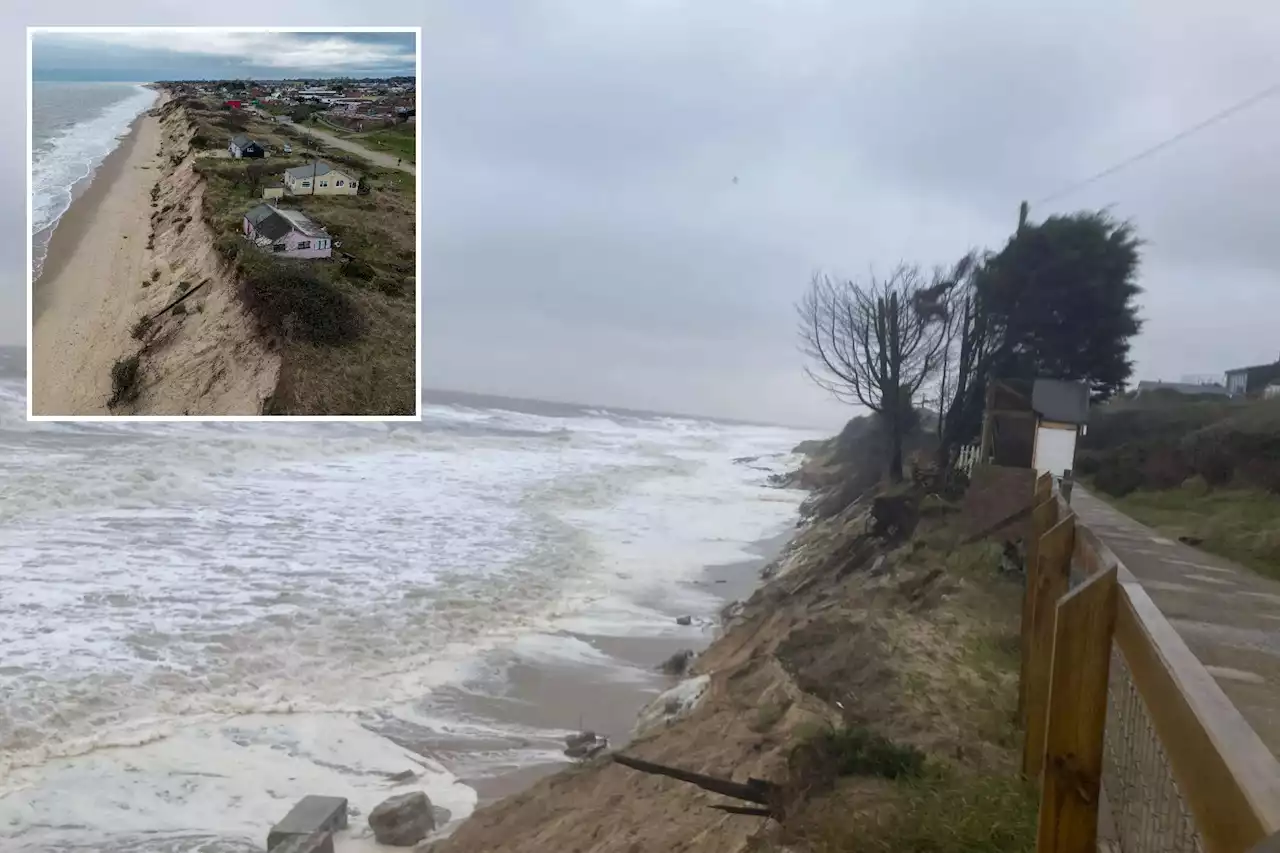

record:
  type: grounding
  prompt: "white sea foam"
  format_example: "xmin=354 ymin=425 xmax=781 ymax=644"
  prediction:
xmin=31 ymin=84 xmax=158 ymax=277
xmin=0 ymin=379 xmax=819 ymax=850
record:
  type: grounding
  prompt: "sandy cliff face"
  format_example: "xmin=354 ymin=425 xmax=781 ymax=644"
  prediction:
xmin=424 ymin=491 xmax=1026 ymax=853
xmin=121 ymin=103 xmax=279 ymax=416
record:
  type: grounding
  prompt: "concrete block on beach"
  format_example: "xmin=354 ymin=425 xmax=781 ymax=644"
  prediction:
xmin=268 ymin=795 xmax=348 ymax=851
xmin=268 ymin=830 xmax=334 ymax=853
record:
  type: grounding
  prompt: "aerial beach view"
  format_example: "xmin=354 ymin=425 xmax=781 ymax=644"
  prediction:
xmin=28 ymin=28 xmax=419 ymax=418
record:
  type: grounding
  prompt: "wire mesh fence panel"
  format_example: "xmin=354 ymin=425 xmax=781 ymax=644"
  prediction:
xmin=1101 ymin=647 xmax=1206 ymax=853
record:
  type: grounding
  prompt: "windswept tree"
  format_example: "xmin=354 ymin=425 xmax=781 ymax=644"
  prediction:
xmin=979 ymin=210 xmax=1143 ymax=401
xmin=798 ymin=265 xmax=949 ymax=482
xmin=923 ymin=252 xmax=1002 ymax=468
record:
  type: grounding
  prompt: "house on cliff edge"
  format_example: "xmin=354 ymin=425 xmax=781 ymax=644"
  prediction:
xmin=283 ymin=161 xmax=359 ymax=196
xmin=242 ymin=203 xmax=332 ymax=259
xmin=229 ymin=134 xmax=264 ymax=159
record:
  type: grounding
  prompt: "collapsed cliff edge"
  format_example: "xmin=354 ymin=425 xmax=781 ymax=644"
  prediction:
xmin=108 ymin=94 xmax=281 ymax=416
xmin=414 ymin=435 xmax=1039 ymax=853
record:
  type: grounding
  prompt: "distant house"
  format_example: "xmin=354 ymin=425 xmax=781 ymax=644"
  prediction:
xmin=229 ymin=134 xmax=264 ymax=159
xmin=1224 ymin=358 xmax=1280 ymax=397
xmin=1266 ymin=383 xmax=1280 ymax=400
xmin=1135 ymin=380 xmax=1231 ymax=398
xmin=283 ymin=161 xmax=359 ymax=196
xmin=224 ymin=99 xmax=243 ymax=109
xmin=242 ymin=203 xmax=333 ymax=259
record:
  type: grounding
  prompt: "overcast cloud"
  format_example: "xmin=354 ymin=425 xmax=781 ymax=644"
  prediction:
xmin=32 ymin=30 xmax=416 ymax=80
xmin=11 ymin=3 xmax=1280 ymax=426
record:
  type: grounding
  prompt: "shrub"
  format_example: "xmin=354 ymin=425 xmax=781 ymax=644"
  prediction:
xmin=237 ymin=250 xmax=362 ymax=345
xmin=790 ymin=725 xmax=926 ymax=784
xmin=1093 ymin=459 xmax=1144 ymax=497
xmin=107 ymin=354 xmax=141 ymax=408
xmin=343 ymin=258 xmax=375 ymax=281
xmin=129 ymin=316 xmax=153 ymax=340
xmin=214 ymin=233 xmax=241 ymax=261
xmin=829 ymin=769 xmax=1038 ymax=853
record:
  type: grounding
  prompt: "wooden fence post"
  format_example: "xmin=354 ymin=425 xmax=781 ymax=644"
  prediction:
xmin=1023 ymin=512 xmax=1076 ymax=781
xmin=1034 ymin=471 xmax=1053 ymax=502
xmin=1035 ymin=566 xmax=1119 ymax=853
xmin=1019 ymin=494 xmax=1060 ymax=721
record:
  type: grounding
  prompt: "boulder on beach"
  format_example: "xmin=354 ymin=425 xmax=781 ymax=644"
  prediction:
xmin=564 ymin=731 xmax=608 ymax=760
xmin=658 ymin=649 xmax=694 ymax=676
xmin=368 ymin=791 xmax=436 ymax=847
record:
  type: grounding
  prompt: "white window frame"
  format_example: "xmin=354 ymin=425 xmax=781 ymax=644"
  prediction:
xmin=297 ymin=240 xmax=311 ymax=250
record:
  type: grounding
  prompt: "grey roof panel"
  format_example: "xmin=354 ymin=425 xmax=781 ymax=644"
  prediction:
xmin=284 ymin=161 xmax=334 ymax=180
xmin=1031 ymin=378 xmax=1090 ymax=424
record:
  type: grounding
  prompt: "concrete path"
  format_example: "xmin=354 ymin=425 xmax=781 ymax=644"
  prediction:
xmin=1072 ymin=488 xmax=1280 ymax=756
xmin=265 ymin=114 xmax=415 ymax=176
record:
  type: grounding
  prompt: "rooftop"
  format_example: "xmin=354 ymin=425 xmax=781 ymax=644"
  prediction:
xmin=244 ymin=203 xmax=329 ymax=241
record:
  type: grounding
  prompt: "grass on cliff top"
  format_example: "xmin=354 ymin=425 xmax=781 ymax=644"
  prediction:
xmin=791 ymin=767 xmax=1037 ymax=853
xmin=350 ymin=123 xmax=417 ymax=163
xmin=191 ymin=139 xmax=416 ymax=415
xmin=1106 ymin=486 xmax=1280 ymax=581
xmin=196 ymin=152 xmax=415 ymax=299
xmin=776 ymin=517 xmax=1036 ymax=853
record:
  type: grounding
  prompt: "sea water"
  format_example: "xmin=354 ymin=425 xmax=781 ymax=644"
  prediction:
xmin=0 ymin=350 xmax=817 ymax=851
xmin=30 ymin=82 xmax=159 ymax=279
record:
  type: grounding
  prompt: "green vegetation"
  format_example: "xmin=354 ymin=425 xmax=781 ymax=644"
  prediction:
xmin=1110 ymin=488 xmax=1280 ymax=580
xmin=352 ymin=123 xmax=416 ymax=163
xmin=108 ymin=355 xmax=141 ymax=408
xmin=185 ymin=108 xmax=416 ymax=415
xmin=1078 ymin=393 xmax=1280 ymax=578
xmin=790 ymin=724 xmax=926 ymax=782
xmin=799 ymin=209 xmax=1144 ymax=482
xmin=234 ymin=248 xmax=362 ymax=345
xmin=822 ymin=768 xmax=1038 ymax=853
xmin=129 ymin=315 xmax=153 ymax=341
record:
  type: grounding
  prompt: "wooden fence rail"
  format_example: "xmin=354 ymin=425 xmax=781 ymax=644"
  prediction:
xmin=1016 ymin=470 xmax=1280 ymax=853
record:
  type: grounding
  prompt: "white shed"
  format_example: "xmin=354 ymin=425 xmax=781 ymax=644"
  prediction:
xmin=1029 ymin=379 xmax=1091 ymax=482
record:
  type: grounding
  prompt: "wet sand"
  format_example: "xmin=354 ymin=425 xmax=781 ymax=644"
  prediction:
xmin=30 ymin=96 xmax=163 ymax=415
xmin=409 ymin=531 xmax=793 ymax=808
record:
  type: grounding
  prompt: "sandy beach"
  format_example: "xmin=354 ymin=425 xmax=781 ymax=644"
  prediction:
xmin=31 ymin=97 xmax=163 ymax=415
xmin=411 ymin=532 xmax=789 ymax=812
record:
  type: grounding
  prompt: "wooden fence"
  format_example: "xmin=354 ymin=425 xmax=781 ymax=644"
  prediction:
xmin=1018 ymin=471 xmax=1280 ymax=853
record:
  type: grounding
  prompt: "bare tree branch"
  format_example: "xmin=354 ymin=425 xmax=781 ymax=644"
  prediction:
xmin=797 ymin=265 xmax=949 ymax=481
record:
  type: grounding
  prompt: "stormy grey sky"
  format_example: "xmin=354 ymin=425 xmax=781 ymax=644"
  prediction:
xmin=31 ymin=30 xmax=417 ymax=81
xmin=11 ymin=4 xmax=1280 ymax=426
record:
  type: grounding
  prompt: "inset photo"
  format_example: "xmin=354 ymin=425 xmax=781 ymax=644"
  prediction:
xmin=28 ymin=27 xmax=420 ymax=419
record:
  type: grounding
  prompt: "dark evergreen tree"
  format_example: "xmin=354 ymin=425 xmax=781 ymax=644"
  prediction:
xmin=977 ymin=211 xmax=1143 ymax=401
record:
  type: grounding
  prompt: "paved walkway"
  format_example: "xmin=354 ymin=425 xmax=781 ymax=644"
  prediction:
xmin=262 ymin=113 xmax=416 ymax=176
xmin=1073 ymin=488 xmax=1280 ymax=756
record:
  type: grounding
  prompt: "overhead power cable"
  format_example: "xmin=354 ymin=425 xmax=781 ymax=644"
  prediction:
xmin=1034 ymin=80 xmax=1280 ymax=207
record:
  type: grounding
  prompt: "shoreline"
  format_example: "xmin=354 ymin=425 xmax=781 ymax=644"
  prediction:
xmin=32 ymin=114 xmax=149 ymax=319
xmin=32 ymin=86 xmax=160 ymax=291
xmin=451 ymin=529 xmax=793 ymax=809
xmin=30 ymin=97 xmax=163 ymax=414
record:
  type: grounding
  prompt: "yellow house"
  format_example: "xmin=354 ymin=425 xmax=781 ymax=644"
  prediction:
xmin=283 ymin=161 xmax=360 ymax=196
